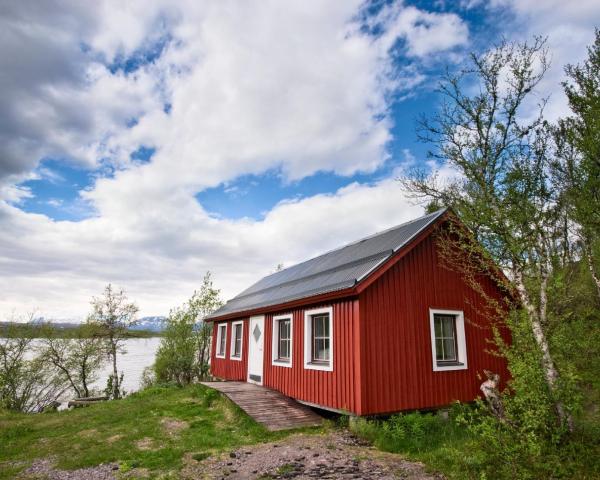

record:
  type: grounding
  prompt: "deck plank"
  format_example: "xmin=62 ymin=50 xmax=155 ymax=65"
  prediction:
xmin=200 ymin=381 xmax=324 ymax=431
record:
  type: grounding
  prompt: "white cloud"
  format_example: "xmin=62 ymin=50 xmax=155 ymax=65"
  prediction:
xmin=0 ymin=0 xmax=473 ymax=319
xmin=375 ymin=4 xmax=469 ymax=57
xmin=0 ymin=177 xmax=423 ymax=319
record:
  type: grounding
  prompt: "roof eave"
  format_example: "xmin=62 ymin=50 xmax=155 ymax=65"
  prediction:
xmin=205 ymin=285 xmax=359 ymax=322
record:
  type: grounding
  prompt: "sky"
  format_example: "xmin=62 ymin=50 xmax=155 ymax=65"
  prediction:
xmin=1 ymin=0 xmax=599 ymax=320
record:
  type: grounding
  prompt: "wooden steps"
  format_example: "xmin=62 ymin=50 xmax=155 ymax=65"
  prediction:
xmin=200 ymin=381 xmax=324 ymax=431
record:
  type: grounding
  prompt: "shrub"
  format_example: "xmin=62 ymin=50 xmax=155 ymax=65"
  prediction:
xmin=453 ymin=311 xmax=586 ymax=479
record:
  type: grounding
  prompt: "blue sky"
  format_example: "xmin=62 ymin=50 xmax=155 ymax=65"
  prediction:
xmin=1 ymin=0 xmax=598 ymax=318
xmin=16 ymin=1 xmax=497 ymax=223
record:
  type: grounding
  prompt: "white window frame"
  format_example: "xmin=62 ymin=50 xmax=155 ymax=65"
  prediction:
xmin=429 ymin=308 xmax=468 ymax=372
xmin=216 ymin=322 xmax=228 ymax=359
xmin=271 ymin=314 xmax=293 ymax=368
xmin=230 ymin=320 xmax=244 ymax=361
xmin=303 ymin=306 xmax=333 ymax=372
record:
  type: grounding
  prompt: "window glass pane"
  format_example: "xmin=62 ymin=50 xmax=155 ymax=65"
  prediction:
xmin=313 ymin=316 xmax=324 ymax=337
xmin=280 ymin=319 xmax=290 ymax=340
xmin=232 ymin=324 xmax=242 ymax=356
xmin=219 ymin=325 xmax=226 ymax=355
xmin=436 ymin=338 xmax=444 ymax=360
xmin=279 ymin=339 xmax=289 ymax=359
xmin=314 ymin=339 xmax=325 ymax=360
xmin=310 ymin=312 xmax=330 ymax=364
xmin=433 ymin=314 xmax=458 ymax=362
xmin=435 ymin=318 xmax=442 ymax=337
xmin=442 ymin=317 xmax=454 ymax=337
xmin=313 ymin=338 xmax=330 ymax=361
xmin=443 ymin=338 xmax=456 ymax=361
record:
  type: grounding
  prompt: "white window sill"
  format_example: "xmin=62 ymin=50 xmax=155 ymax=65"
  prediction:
xmin=433 ymin=361 xmax=467 ymax=372
xmin=304 ymin=361 xmax=332 ymax=372
xmin=230 ymin=355 xmax=242 ymax=362
xmin=272 ymin=359 xmax=292 ymax=368
xmin=215 ymin=354 xmax=226 ymax=359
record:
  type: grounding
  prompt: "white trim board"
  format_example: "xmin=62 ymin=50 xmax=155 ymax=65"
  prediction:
xmin=271 ymin=313 xmax=293 ymax=368
xmin=303 ymin=306 xmax=334 ymax=372
xmin=215 ymin=322 xmax=227 ymax=359
xmin=229 ymin=320 xmax=244 ymax=361
xmin=429 ymin=308 xmax=468 ymax=372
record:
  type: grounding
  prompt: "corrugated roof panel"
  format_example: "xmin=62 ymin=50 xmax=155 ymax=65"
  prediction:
xmin=208 ymin=209 xmax=446 ymax=318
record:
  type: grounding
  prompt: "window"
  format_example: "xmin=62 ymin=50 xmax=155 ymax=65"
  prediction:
xmin=272 ymin=314 xmax=293 ymax=367
xmin=429 ymin=309 xmax=468 ymax=371
xmin=230 ymin=321 xmax=243 ymax=360
xmin=304 ymin=307 xmax=333 ymax=371
xmin=434 ymin=314 xmax=458 ymax=362
xmin=216 ymin=323 xmax=227 ymax=358
xmin=311 ymin=314 xmax=330 ymax=362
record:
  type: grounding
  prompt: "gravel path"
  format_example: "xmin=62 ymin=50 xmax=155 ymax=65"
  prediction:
xmin=182 ymin=430 xmax=443 ymax=480
xmin=22 ymin=458 xmax=118 ymax=479
xmin=18 ymin=430 xmax=443 ymax=479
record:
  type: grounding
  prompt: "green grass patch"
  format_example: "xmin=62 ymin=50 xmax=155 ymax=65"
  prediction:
xmin=349 ymin=410 xmax=473 ymax=479
xmin=348 ymin=406 xmax=600 ymax=480
xmin=0 ymin=384 xmax=319 ymax=478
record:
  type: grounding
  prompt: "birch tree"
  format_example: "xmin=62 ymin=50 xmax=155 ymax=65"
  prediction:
xmin=189 ymin=272 xmax=223 ymax=378
xmin=0 ymin=319 xmax=69 ymax=412
xmin=401 ymin=38 xmax=574 ymax=429
xmin=556 ymin=29 xmax=600 ymax=300
xmin=88 ymin=285 xmax=138 ymax=399
xmin=41 ymin=322 xmax=106 ymax=398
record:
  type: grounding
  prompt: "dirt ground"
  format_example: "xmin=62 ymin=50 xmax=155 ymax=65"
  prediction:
xmin=182 ymin=430 xmax=443 ymax=480
xmin=20 ymin=430 xmax=443 ymax=479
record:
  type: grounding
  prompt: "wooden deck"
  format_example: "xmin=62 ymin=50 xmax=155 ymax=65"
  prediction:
xmin=200 ymin=381 xmax=324 ymax=431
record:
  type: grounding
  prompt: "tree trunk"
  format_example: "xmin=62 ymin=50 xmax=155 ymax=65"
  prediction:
xmin=81 ymin=356 xmax=89 ymax=398
xmin=513 ymin=269 xmax=574 ymax=432
xmin=584 ymin=244 xmax=600 ymax=301
xmin=51 ymin=359 xmax=81 ymax=398
xmin=111 ymin=341 xmax=119 ymax=399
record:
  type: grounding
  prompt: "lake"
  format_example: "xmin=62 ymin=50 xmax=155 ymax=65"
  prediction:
xmin=93 ymin=337 xmax=161 ymax=395
xmin=43 ymin=337 xmax=161 ymax=404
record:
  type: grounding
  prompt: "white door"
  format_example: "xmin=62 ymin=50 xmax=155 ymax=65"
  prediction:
xmin=247 ymin=315 xmax=265 ymax=385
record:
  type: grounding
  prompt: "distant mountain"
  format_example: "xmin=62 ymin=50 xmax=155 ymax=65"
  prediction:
xmin=130 ymin=316 xmax=167 ymax=332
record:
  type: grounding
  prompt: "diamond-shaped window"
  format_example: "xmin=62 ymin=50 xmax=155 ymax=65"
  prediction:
xmin=253 ymin=324 xmax=261 ymax=341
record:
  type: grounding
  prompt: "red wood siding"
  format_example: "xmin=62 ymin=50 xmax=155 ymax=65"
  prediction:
xmin=358 ymin=234 xmax=510 ymax=415
xmin=210 ymin=320 xmax=249 ymax=381
xmin=210 ymin=299 xmax=362 ymax=414
xmin=263 ymin=299 xmax=361 ymax=414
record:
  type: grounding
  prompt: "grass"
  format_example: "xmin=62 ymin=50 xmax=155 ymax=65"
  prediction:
xmin=348 ymin=411 xmax=474 ymax=479
xmin=0 ymin=384 xmax=318 ymax=478
xmin=348 ymin=407 xmax=600 ymax=480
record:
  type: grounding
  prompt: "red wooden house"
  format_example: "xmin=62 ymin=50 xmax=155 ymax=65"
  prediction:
xmin=206 ymin=209 xmax=509 ymax=416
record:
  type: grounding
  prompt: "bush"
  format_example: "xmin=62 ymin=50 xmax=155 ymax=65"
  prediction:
xmin=453 ymin=311 xmax=590 ymax=479
xmin=154 ymin=309 xmax=200 ymax=386
xmin=153 ymin=273 xmax=223 ymax=386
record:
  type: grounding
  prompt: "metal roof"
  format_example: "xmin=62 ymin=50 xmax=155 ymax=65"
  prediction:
xmin=207 ymin=208 xmax=447 ymax=319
